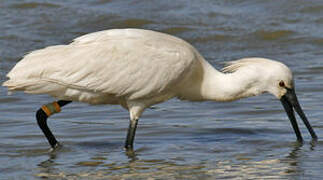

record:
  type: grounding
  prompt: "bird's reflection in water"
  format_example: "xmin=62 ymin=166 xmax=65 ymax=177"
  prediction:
xmin=34 ymin=139 xmax=320 ymax=179
xmin=282 ymin=140 xmax=317 ymax=176
xmin=37 ymin=152 xmax=59 ymax=178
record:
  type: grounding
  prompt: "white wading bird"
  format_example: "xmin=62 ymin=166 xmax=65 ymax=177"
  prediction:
xmin=3 ymin=29 xmax=317 ymax=150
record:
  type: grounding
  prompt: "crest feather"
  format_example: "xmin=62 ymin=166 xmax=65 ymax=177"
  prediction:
xmin=221 ymin=58 xmax=276 ymax=73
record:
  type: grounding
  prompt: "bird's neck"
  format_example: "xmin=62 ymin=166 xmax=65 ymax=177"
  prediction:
xmin=199 ymin=62 xmax=265 ymax=102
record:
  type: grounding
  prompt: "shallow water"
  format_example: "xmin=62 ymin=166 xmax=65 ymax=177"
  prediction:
xmin=1 ymin=0 xmax=323 ymax=179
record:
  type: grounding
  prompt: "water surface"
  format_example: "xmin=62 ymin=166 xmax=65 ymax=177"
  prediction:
xmin=1 ymin=0 xmax=323 ymax=179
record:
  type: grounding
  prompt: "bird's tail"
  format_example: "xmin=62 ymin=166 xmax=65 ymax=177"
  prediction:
xmin=3 ymin=79 xmax=32 ymax=91
xmin=2 ymin=79 xmax=57 ymax=95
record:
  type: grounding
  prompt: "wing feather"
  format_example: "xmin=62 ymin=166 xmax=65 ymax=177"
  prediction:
xmin=4 ymin=29 xmax=196 ymax=101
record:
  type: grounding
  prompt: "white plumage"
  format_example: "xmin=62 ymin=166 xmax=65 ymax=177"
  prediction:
xmin=3 ymin=28 xmax=294 ymax=115
xmin=3 ymin=29 xmax=293 ymax=105
xmin=4 ymin=29 xmax=198 ymax=106
xmin=4 ymin=28 xmax=315 ymax=149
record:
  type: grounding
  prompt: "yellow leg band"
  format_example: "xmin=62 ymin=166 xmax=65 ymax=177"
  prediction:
xmin=41 ymin=102 xmax=61 ymax=117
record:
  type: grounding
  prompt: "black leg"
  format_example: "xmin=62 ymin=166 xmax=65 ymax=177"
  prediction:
xmin=36 ymin=100 xmax=72 ymax=149
xmin=125 ymin=118 xmax=139 ymax=150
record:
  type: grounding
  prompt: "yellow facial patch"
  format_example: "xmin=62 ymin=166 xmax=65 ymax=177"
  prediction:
xmin=41 ymin=102 xmax=61 ymax=117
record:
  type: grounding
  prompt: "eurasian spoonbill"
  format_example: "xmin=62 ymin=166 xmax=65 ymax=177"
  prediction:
xmin=3 ymin=28 xmax=317 ymax=150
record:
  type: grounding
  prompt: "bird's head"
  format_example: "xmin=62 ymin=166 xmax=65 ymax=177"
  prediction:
xmin=261 ymin=59 xmax=317 ymax=141
xmin=264 ymin=60 xmax=294 ymax=99
xmin=223 ymin=58 xmax=317 ymax=140
xmin=269 ymin=62 xmax=317 ymax=141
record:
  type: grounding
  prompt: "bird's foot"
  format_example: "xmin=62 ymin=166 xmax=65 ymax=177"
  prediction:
xmin=48 ymin=142 xmax=62 ymax=153
xmin=124 ymin=147 xmax=137 ymax=160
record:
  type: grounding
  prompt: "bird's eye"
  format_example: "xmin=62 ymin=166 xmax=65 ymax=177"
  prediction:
xmin=279 ymin=81 xmax=285 ymax=87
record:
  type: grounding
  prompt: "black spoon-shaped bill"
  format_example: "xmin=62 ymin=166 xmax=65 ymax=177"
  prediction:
xmin=280 ymin=88 xmax=317 ymax=141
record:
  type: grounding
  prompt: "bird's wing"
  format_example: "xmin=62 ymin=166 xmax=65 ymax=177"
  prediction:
xmin=4 ymin=31 xmax=196 ymax=100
